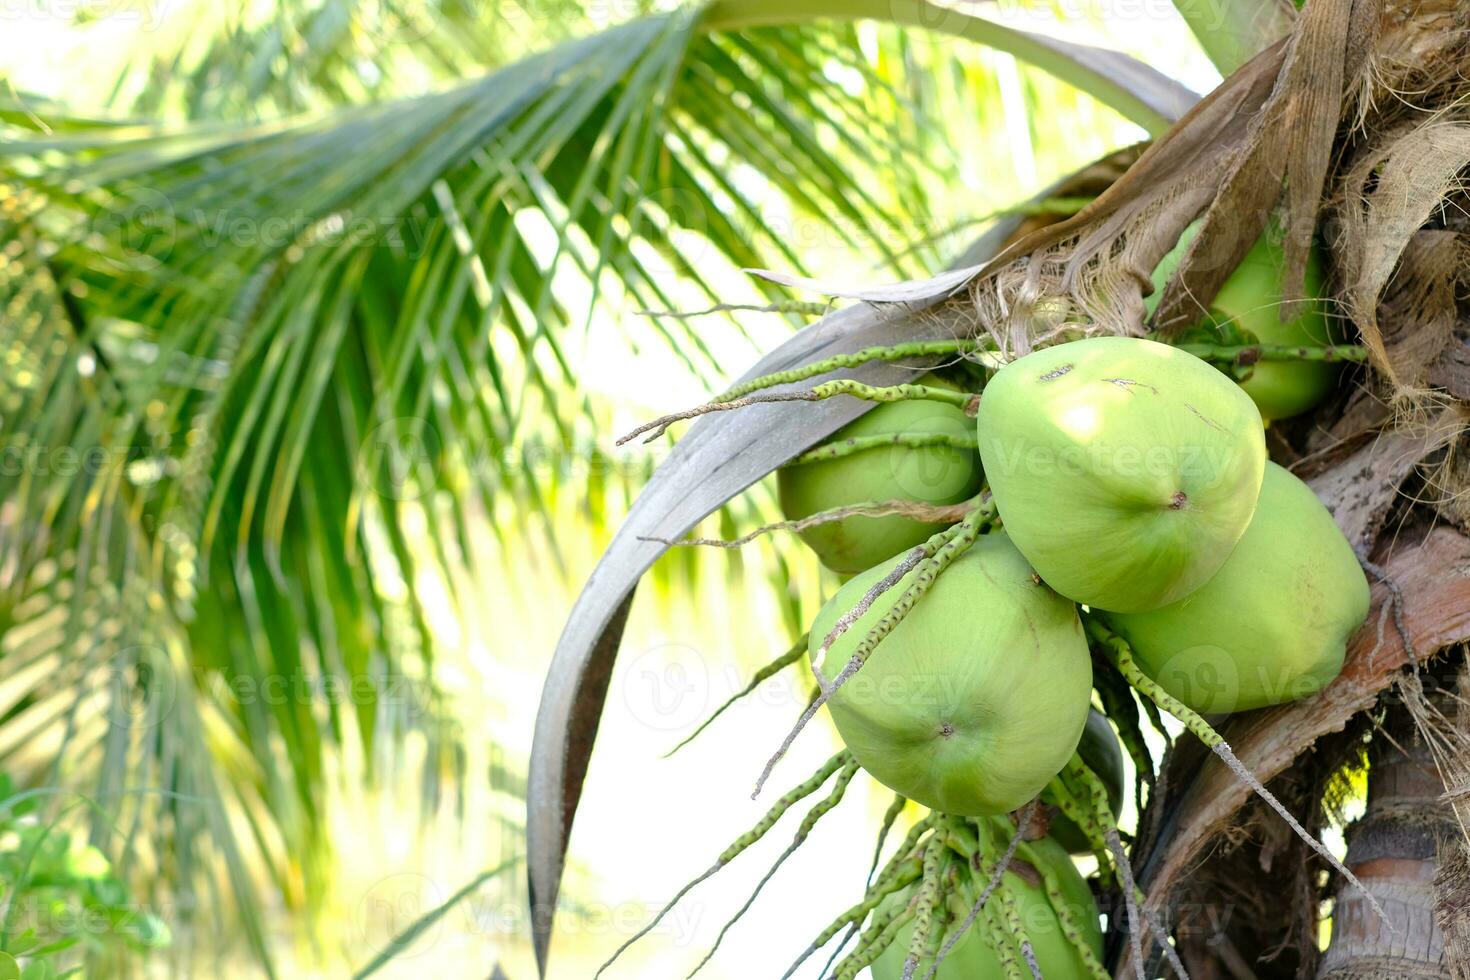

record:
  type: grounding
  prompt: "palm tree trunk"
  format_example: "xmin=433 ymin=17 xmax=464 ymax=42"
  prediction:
xmin=1319 ymin=707 xmax=1456 ymax=978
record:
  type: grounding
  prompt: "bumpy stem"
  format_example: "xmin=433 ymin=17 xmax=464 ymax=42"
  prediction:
xmin=686 ymin=759 xmax=860 ymax=976
xmin=1086 ymin=617 xmax=1390 ymax=928
xmin=1043 ymin=773 xmax=1110 ymax=881
xmin=868 ymin=795 xmax=909 ymax=887
xmin=1086 ymin=619 xmax=1218 ymax=748
xmin=816 ymin=508 xmax=988 ymax=677
xmin=1092 ymin=665 xmax=1157 ymax=802
xmin=595 ymin=751 xmax=850 ymax=976
xmin=916 ymin=866 xmax=953 ymax=969
xmin=813 ymin=517 xmax=971 ymax=671
xmin=1107 ymin=828 xmax=1146 ymax=980
xmin=753 ymin=508 xmax=989 ymax=798
xmin=639 ymin=299 xmax=833 ymax=321
xmin=781 ymin=816 xmax=935 ymax=980
xmin=663 ymin=635 xmax=807 ymax=758
xmin=618 ymin=380 xmax=976 ymax=445
xmin=715 ymin=338 xmax=984 ymax=402
xmin=996 ymin=888 xmax=1041 ymax=980
xmin=789 ymin=431 xmax=978 ymax=465
xmin=1070 ymin=740 xmax=1191 ymax=979
xmin=1017 ymin=839 xmax=1110 ymax=980
xmin=804 ymin=859 xmax=924 ymax=980
xmin=980 ymin=898 xmax=1026 ymax=980
xmin=649 ymin=497 xmax=975 ymax=550
xmin=1068 ymin=755 xmax=1118 ymax=827
xmin=1173 ymin=341 xmax=1369 ymax=365
xmin=901 ymin=836 xmax=948 ymax=980
xmin=924 ymin=809 xmax=1033 ymax=980
xmin=834 ymin=883 xmax=921 ymax=979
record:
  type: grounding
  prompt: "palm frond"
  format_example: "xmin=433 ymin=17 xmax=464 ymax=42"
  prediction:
xmin=1168 ymin=0 xmax=1294 ymax=74
xmin=67 ymin=0 xmax=613 ymax=120
xmin=0 ymin=2 xmax=1191 ymax=970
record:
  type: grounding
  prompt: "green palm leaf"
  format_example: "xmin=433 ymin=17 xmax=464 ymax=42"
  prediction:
xmin=0 ymin=1 xmax=1194 ymax=972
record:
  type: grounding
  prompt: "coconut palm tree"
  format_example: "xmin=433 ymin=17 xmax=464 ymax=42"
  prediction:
xmin=4 ymin=0 xmax=1467 ymax=977
xmin=0 ymin=1 xmax=1190 ymax=973
xmin=526 ymin=2 xmax=1470 ymax=979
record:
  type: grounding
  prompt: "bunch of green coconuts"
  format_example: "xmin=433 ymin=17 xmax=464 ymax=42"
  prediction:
xmin=601 ymin=225 xmax=1375 ymax=979
xmin=765 ymin=227 xmax=1370 ymax=978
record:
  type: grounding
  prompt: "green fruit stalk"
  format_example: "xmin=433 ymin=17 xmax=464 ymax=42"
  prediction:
xmin=809 ymin=531 xmax=1092 ymax=815
xmin=975 ymin=336 xmax=1267 ymax=613
xmin=1101 ymin=462 xmax=1369 ymax=713
xmin=1049 ymin=710 xmax=1125 ymax=854
xmin=870 ymin=834 xmax=1102 ymax=979
xmin=778 ymin=397 xmax=982 ymax=575
xmin=1149 ymin=220 xmax=1338 ymax=421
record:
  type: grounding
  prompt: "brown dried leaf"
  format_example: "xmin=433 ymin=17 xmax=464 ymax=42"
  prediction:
xmin=962 ymin=40 xmax=1290 ymax=347
xmin=1155 ymin=0 xmax=1382 ymax=337
xmin=1429 ymin=338 xmax=1470 ymax=402
xmin=1377 ymin=231 xmax=1466 ymax=385
xmin=1436 ymin=843 xmax=1470 ymax=980
xmin=1307 ymin=408 xmax=1469 ymax=551
xmin=1336 ymin=120 xmax=1470 ymax=386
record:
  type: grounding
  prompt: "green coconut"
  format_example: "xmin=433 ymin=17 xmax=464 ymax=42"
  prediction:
xmin=975 ymin=336 xmax=1267 ymax=613
xmin=871 ymin=833 xmax=1102 ymax=979
xmin=1148 ymin=220 xmax=1338 ymax=421
xmin=1101 ymin=462 xmax=1369 ymax=714
xmin=810 ymin=531 xmax=1092 ymax=815
xmin=777 ymin=394 xmax=982 ymax=576
xmin=1048 ymin=709 xmax=1125 ymax=854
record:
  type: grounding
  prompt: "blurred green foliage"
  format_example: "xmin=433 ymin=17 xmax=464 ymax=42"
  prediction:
xmin=0 ymin=776 xmax=168 ymax=977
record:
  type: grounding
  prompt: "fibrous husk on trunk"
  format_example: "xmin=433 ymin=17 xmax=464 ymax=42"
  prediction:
xmin=1333 ymin=122 xmax=1470 ymax=392
xmin=1316 ymin=691 xmax=1459 ymax=980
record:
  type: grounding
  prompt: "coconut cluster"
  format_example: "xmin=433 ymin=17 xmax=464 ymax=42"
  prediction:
xmin=782 ymin=324 xmax=1367 ymax=851
xmin=588 ymin=227 xmax=1382 ymax=978
xmin=870 ymin=830 xmax=1103 ymax=980
xmin=602 ymin=225 xmax=1382 ymax=980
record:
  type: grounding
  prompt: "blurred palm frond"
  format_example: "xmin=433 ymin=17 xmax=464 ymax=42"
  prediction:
xmin=0 ymin=1 xmax=1175 ymax=971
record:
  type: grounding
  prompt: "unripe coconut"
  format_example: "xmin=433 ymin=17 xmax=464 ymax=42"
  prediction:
xmin=810 ymin=531 xmax=1092 ymax=815
xmin=1149 ymin=220 xmax=1337 ymax=421
xmin=1101 ymin=462 xmax=1369 ymax=713
xmin=778 ymin=395 xmax=982 ymax=576
xmin=1048 ymin=709 xmax=1125 ymax=854
xmin=975 ymin=336 xmax=1267 ymax=613
xmin=871 ymin=834 xmax=1102 ymax=979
